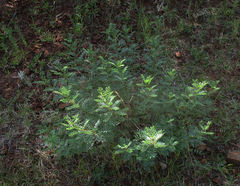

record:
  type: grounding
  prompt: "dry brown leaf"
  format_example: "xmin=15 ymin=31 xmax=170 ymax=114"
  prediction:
xmin=31 ymin=102 xmax=39 ymax=109
xmin=201 ymin=158 xmax=207 ymax=164
xmin=93 ymin=35 xmax=100 ymax=40
xmin=4 ymin=93 xmax=10 ymax=99
xmin=213 ymin=177 xmax=221 ymax=184
xmin=43 ymin=50 xmax=50 ymax=58
xmin=59 ymin=103 xmax=68 ymax=109
xmin=24 ymin=68 xmax=30 ymax=76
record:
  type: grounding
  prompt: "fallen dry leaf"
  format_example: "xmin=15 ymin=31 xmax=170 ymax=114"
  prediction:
xmin=201 ymin=158 xmax=207 ymax=164
xmin=213 ymin=177 xmax=221 ymax=184
xmin=43 ymin=50 xmax=50 ymax=58
xmin=35 ymin=20 xmax=40 ymax=25
xmin=24 ymin=68 xmax=30 ymax=76
xmin=5 ymin=87 xmax=12 ymax=91
xmin=31 ymin=102 xmax=39 ymax=109
xmin=93 ymin=35 xmax=100 ymax=40
xmin=59 ymin=103 xmax=68 ymax=109
xmin=44 ymin=20 xmax=49 ymax=26
xmin=4 ymin=93 xmax=10 ymax=99
xmin=33 ymin=153 xmax=39 ymax=157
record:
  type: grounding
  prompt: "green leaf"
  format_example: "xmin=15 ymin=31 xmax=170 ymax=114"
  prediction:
xmin=154 ymin=142 xmax=166 ymax=148
xmin=103 ymin=112 xmax=113 ymax=122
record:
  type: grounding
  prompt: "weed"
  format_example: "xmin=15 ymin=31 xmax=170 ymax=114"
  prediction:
xmin=41 ymin=32 xmax=54 ymax=43
xmin=0 ymin=23 xmax=27 ymax=68
xmin=41 ymin=23 xmax=218 ymax=171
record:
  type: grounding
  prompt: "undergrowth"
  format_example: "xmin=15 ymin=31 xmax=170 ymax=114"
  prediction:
xmin=40 ymin=23 xmax=219 ymax=170
xmin=2 ymin=0 xmax=240 ymax=185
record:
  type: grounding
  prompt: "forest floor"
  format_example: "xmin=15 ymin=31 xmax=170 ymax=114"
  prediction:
xmin=1 ymin=0 xmax=240 ymax=185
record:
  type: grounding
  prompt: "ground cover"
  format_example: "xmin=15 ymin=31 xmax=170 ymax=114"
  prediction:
xmin=0 ymin=0 xmax=240 ymax=185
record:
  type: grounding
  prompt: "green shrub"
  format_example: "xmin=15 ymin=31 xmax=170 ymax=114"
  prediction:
xmin=42 ymin=23 xmax=218 ymax=170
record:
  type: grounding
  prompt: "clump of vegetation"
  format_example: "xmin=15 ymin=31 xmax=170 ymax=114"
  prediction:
xmin=43 ymin=23 xmax=218 ymax=170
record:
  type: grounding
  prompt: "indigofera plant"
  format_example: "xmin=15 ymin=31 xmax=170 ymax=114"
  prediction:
xmin=42 ymin=23 xmax=218 ymax=169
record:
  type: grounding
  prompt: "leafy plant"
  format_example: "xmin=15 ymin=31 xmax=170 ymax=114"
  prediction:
xmin=0 ymin=23 xmax=27 ymax=68
xmin=41 ymin=32 xmax=54 ymax=42
xmin=42 ymin=23 xmax=218 ymax=170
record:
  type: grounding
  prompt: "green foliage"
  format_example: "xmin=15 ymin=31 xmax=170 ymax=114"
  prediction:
xmin=0 ymin=23 xmax=27 ymax=68
xmin=42 ymin=23 xmax=218 ymax=170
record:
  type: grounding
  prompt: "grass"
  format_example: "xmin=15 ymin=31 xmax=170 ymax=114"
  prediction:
xmin=0 ymin=0 xmax=240 ymax=185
